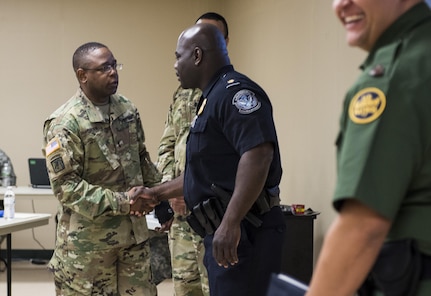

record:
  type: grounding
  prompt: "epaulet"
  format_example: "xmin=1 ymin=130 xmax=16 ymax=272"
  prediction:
xmin=226 ymin=78 xmax=241 ymax=89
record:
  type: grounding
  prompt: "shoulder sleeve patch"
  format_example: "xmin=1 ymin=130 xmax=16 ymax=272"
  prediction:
xmin=232 ymin=89 xmax=261 ymax=114
xmin=348 ymin=87 xmax=386 ymax=124
xmin=50 ymin=156 xmax=67 ymax=174
xmin=45 ymin=137 xmax=62 ymax=157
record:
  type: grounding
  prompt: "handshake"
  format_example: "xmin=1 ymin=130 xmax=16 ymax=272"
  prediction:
xmin=128 ymin=186 xmax=160 ymax=217
xmin=128 ymin=174 xmax=184 ymax=217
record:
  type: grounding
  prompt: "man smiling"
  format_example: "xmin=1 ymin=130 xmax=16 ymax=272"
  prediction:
xmin=306 ymin=1 xmax=431 ymax=295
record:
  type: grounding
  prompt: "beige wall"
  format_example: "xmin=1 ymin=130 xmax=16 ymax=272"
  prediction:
xmin=0 ymin=0 xmax=366 ymax=256
xmin=224 ymin=0 xmax=366 ymax=253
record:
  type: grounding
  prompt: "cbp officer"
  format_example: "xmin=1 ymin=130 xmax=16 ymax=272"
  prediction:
xmin=306 ymin=1 xmax=431 ymax=295
xmin=155 ymin=12 xmax=230 ymax=296
xmin=131 ymin=23 xmax=285 ymax=296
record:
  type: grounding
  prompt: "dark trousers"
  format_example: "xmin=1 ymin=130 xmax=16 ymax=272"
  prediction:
xmin=204 ymin=206 xmax=286 ymax=296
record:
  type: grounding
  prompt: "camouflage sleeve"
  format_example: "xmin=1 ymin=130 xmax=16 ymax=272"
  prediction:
xmin=157 ymin=101 xmax=176 ymax=183
xmin=137 ymin=115 xmax=162 ymax=187
xmin=43 ymin=117 xmax=130 ymax=220
xmin=157 ymin=87 xmax=202 ymax=181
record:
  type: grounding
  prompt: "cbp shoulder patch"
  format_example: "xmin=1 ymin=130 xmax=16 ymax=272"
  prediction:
xmin=349 ymin=87 xmax=386 ymax=124
xmin=232 ymin=90 xmax=261 ymax=114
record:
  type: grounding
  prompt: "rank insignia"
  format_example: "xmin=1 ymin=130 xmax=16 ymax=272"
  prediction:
xmin=226 ymin=79 xmax=240 ymax=89
xmin=349 ymin=87 xmax=386 ymax=124
xmin=232 ymin=90 xmax=261 ymax=114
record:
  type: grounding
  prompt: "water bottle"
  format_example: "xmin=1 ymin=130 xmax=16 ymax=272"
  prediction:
xmin=1 ymin=162 xmax=12 ymax=187
xmin=3 ymin=186 xmax=15 ymax=219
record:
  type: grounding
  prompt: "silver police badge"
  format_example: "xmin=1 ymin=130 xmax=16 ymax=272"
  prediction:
xmin=232 ymin=89 xmax=261 ymax=114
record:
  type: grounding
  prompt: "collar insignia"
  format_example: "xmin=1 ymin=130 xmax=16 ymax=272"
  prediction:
xmin=368 ymin=64 xmax=385 ymax=77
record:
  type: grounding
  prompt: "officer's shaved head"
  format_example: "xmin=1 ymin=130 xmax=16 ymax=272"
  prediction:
xmin=175 ymin=23 xmax=230 ymax=90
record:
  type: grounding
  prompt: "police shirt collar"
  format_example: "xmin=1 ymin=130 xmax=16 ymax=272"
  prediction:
xmin=202 ymin=64 xmax=234 ymax=98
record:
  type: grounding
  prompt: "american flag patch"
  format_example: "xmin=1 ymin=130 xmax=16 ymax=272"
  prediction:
xmin=46 ymin=137 xmax=61 ymax=156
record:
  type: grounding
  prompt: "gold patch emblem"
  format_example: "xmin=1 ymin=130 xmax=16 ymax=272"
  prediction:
xmin=349 ymin=87 xmax=386 ymax=124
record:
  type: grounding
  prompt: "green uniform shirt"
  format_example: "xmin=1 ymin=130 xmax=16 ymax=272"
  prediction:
xmin=334 ymin=3 xmax=431 ymax=256
xmin=43 ymin=89 xmax=161 ymax=251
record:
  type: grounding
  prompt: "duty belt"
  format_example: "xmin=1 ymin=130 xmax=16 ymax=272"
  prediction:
xmin=186 ymin=184 xmax=281 ymax=237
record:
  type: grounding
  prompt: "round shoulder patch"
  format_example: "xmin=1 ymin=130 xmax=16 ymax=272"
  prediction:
xmin=232 ymin=89 xmax=261 ymax=114
xmin=348 ymin=87 xmax=386 ymax=124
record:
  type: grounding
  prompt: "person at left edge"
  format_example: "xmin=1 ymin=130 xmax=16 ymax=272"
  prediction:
xmin=43 ymin=42 xmax=160 ymax=296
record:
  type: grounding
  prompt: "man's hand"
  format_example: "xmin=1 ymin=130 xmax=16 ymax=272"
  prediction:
xmin=170 ymin=196 xmax=187 ymax=215
xmin=129 ymin=186 xmax=159 ymax=216
xmin=212 ymin=219 xmax=241 ymax=268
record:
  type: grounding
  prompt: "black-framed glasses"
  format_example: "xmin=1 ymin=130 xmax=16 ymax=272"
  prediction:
xmin=82 ymin=63 xmax=123 ymax=73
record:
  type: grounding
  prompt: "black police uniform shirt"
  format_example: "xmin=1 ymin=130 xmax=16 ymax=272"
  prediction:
xmin=183 ymin=65 xmax=282 ymax=208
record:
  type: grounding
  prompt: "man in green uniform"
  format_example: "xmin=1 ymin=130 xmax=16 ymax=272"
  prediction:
xmin=156 ymin=12 xmax=229 ymax=296
xmin=43 ymin=42 xmax=160 ymax=296
xmin=306 ymin=1 xmax=431 ymax=295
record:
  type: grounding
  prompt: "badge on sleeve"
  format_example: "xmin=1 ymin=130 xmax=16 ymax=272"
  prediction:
xmin=50 ymin=156 xmax=66 ymax=173
xmin=349 ymin=87 xmax=386 ymax=124
xmin=232 ymin=90 xmax=261 ymax=114
xmin=45 ymin=137 xmax=62 ymax=157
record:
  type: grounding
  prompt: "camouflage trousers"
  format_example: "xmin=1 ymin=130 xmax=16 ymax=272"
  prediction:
xmin=169 ymin=214 xmax=209 ymax=296
xmin=49 ymin=239 xmax=156 ymax=296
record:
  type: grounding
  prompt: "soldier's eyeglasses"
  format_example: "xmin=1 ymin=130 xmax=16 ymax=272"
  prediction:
xmin=82 ymin=63 xmax=123 ymax=73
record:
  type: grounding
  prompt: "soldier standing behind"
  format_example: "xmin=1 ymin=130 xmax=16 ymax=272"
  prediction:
xmin=43 ymin=42 xmax=160 ymax=296
xmin=156 ymin=12 xmax=229 ymax=296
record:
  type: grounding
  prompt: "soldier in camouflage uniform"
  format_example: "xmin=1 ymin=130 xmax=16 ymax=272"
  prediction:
xmin=156 ymin=13 xmax=229 ymax=296
xmin=43 ymin=42 xmax=160 ymax=296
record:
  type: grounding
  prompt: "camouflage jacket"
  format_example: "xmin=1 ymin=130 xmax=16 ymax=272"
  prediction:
xmin=157 ymin=86 xmax=201 ymax=181
xmin=43 ymin=89 xmax=161 ymax=251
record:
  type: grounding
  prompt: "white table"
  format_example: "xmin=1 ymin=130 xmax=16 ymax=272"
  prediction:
xmin=0 ymin=186 xmax=53 ymax=199
xmin=0 ymin=213 xmax=51 ymax=296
